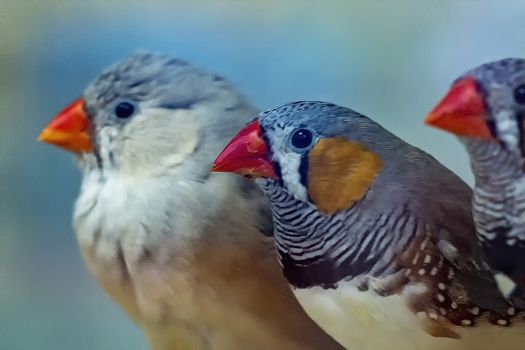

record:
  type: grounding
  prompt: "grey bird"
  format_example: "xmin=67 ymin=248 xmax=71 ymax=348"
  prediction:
xmin=425 ymin=58 xmax=525 ymax=303
xmin=212 ymin=101 xmax=525 ymax=350
xmin=38 ymin=53 xmax=343 ymax=350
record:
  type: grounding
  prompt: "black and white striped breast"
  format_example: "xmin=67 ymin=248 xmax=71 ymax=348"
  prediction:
xmin=464 ymin=139 xmax=525 ymax=288
xmin=259 ymin=180 xmax=420 ymax=289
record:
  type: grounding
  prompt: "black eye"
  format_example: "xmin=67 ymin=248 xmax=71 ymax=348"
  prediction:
xmin=290 ymin=128 xmax=314 ymax=150
xmin=514 ymin=84 xmax=525 ymax=104
xmin=114 ymin=101 xmax=135 ymax=118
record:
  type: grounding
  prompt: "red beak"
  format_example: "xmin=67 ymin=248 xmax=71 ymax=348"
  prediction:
xmin=425 ymin=76 xmax=494 ymax=140
xmin=38 ymin=97 xmax=93 ymax=153
xmin=211 ymin=120 xmax=277 ymax=179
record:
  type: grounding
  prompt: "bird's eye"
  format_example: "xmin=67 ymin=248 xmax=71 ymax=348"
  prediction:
xmin=513 ymin=84 xmax=525 ymax=104
xmin=114 ymin=101 xmax=135 ymax=118
xmin=290 ymin=128 xmax=314 ymax=150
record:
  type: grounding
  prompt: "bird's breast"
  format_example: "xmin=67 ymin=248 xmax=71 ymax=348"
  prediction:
xmin=74 ymin=173 xmax=178 ymax=262
xmin=71 ymin=173 xmax=343 ymax=350
xmin=292 ymin=281 xmax=525 ymax=350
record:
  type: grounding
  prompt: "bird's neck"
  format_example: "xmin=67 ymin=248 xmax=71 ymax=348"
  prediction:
xmin=462 ymin=138 xmax=525 ymax=242
xmin=259 ymin=180 xmax=407 ymax=289
xmin=463 ymin=138 xmax=523 ymax=187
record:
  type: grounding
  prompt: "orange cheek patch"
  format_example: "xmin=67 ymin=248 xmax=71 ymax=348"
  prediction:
xmin=307 ymin=138 xmax=383 ymax=214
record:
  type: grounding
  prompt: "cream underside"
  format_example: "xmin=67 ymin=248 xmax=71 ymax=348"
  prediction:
xmin=73 ymin=172 xmax=341 ymax=350
xmin=293 ymin=282 xmax=525 ymax=350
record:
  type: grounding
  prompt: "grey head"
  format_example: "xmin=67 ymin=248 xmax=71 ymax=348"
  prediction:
xmin=257 ymin=101 xmax=473 ymax=226
xmin=81 ymin=51 xmax=257 ymax=179
xmin=461 ymin=58 xmax=525 ymax=152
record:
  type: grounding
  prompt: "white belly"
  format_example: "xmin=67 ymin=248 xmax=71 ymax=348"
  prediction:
xmin=292 ymin=282 xmax=525 ymax=350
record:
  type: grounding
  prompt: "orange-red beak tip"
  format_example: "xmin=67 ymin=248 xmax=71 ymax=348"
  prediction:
xmin=37 ymin=131 xmax=47 ymax=143
xmin=424 ymin=111 xmax=441 ymax=126
xmin=424 ymin=108 xmax=452 ymax=131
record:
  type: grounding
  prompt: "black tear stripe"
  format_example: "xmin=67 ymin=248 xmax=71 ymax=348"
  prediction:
xmin=299 ymin=154 xmax=309 ymax=188
xmin=273 ymin=161 xmax=284 ymax=187
xmin=258 ymin=123 xmax=284 ymax=186
xmin=516 ymin=111 xmax=525 ymax=157
xmin=476 ymin=81 xmax=499 ymax=139
xmin=486 ymin=119 xmax=499 ymax=140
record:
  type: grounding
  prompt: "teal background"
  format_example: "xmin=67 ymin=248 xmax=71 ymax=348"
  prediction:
xmin=2 ymin=0 xmax=525 ymax=349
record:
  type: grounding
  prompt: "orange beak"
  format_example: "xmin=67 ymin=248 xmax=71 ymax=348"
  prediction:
xmin=425 ymin=76 xmax=494 ymax=140
xmin=211 ymin=120 xmax=277 ymax=179
xmin=38 ymin=98 xmax=93 ymax=153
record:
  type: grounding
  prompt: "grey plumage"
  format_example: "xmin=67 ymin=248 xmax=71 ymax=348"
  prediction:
xmin=439 ymin=59 xmax=525 ymax=301
xmin=258 ymin=102 xmax=493 ymax=291
xmin=55 ymin=54 xmax=343 ymax=350
xmin=215 ymin=100 xmax=525 ymax=350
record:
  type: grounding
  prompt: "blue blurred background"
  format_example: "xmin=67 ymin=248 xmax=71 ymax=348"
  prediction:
xmin=2 ymin=0 xmax=525 ymax=349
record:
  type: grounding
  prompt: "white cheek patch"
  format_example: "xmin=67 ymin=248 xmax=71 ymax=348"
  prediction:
xmin=495 ymin=110 xmax=520 ymax=149
xmin=273 ymin=149 xmax=308 ymax=201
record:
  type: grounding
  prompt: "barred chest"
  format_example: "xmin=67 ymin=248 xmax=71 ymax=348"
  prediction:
xmin=472 ymin=176 xmax=525 ymax=289
xmin=264 ymin=182 xmax=525 ymax=349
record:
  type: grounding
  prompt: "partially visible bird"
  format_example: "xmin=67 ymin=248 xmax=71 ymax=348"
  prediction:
xmin=38 ymin=53 xmax=344 ymax=350
xmin=425 ymin=58 xmax=525 ymax=303
xmin=212 ymin=101 xmax=525 ymax=350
